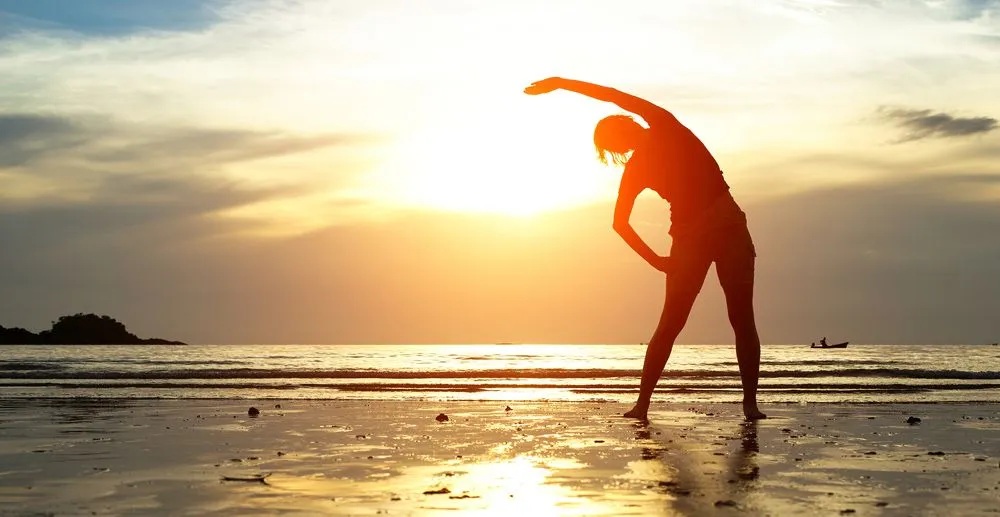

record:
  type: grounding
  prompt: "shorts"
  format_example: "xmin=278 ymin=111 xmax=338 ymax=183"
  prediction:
xmin=667 ymin=193 xmax=756 ymax=296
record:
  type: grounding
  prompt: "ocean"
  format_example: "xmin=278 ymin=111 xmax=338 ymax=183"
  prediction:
xmin=1 ymin=344 xmax=999 ymax=404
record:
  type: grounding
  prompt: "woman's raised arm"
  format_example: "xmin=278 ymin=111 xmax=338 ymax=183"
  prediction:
xmin=524 ymin=77 xmax=674 ymax=126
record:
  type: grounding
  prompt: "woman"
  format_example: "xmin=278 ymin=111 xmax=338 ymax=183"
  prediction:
xmin=525 ymin=77 xmax=766 ymax=421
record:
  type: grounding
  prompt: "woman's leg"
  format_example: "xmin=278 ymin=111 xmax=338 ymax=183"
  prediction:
xmin=716 ymin=231 xmax=766 ymax=420
xmin=624 ymin=250 xmax=711 ymax=419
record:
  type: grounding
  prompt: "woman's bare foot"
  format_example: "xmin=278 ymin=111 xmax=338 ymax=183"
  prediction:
xmin=623 ymin=403 xmax=649 ymax=420
xmin=743 ymin=399 xmax=767 ymax=420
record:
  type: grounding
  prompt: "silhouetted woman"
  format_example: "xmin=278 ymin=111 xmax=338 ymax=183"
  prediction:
xmin=525 ymin=77 xmax=766 ymax=420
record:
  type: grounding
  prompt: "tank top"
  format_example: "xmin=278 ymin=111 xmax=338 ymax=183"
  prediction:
xmin=622 ymin=121 xmax=729 ymax=226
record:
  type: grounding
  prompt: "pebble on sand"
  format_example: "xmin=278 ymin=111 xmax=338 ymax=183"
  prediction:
xmin=505 ymin=406 xmax=513 ymax=411
xmin=221 ymin=473 xmax=271 ymax=484
xmin=906 ymin=416 xmax=921 ymax=424
xmin=436 ymin=413 xmax=449 ymax=422
xmin=248 ymin=407 xmax=260 ymax=417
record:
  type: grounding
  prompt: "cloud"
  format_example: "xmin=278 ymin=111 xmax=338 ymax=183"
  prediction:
xmin=0 ymin=114 xmax=84 ymax=167
xmin=932 ymin=0 xmax=1000 ymax=21
xmin=741 ymin=172 xmax=1000 ymax=344
xmin=0 ymin=111 xmax=373 ymax=255
xmin=878 ymin=106 xmax=998 ymax=142
xmin=0 ymin=112 xmax=358 ymax=170
xmin=0 ymin=172 xmax=301 ymax=265
xmin=2 ymin=0 xmax=1000 ymax=344
xmin=0 ymin=112 xmax=368 ymax=231
xmin=2 ymin=169 xmax=999 ymax=344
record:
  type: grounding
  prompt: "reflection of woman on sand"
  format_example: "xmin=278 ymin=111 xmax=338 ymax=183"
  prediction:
xmin=525 ymin=77 xmax=766 ymax=421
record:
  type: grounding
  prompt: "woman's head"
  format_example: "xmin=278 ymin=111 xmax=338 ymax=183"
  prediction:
xmin=593 ymin=114 xmax=646 ymax=166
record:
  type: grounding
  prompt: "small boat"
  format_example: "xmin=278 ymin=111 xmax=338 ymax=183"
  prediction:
xmin=810 ymin=341 xmax=848 ymax=349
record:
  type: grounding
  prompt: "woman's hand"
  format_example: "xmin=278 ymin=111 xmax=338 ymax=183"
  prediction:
xmin=651 ymin=255 xmax=673 ymax=274
xmin=524 ymin=77 xmax=563 ymax=95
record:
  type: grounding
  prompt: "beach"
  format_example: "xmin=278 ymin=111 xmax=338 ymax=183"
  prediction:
xmin=1 ymin=399 xmax=998 ymax=516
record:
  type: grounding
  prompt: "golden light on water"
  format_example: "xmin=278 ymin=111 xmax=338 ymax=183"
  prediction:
xmin=384 ymin=457 xmax=629 ymax=516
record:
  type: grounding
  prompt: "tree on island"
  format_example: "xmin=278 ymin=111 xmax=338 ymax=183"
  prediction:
xmin=0 ymin=313 xmax=185 ymax=345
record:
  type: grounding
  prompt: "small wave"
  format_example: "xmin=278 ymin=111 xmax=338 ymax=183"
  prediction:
xmin=0 ymin=362 xmax=66 ymax=371
xmin=821 ymin=368 xmax=1000 ymax=380
xmin=0 ymin=368 xmax=642 ymax=380
xmin=70 ymin=359 xmax=251 ymax=366
xmin=1 ymin=367 xmax=998 ymax=381
xmin=718 ymin=360 xmax=899 ymax=367
xmin=457 ymin=355 xmax=547 ymax=360
xmin=2 ymin=381 xmax=998 ymax=393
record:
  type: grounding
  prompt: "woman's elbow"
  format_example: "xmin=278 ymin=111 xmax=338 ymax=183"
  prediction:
xmin=612 ymin=220 xmax=631 ymax=235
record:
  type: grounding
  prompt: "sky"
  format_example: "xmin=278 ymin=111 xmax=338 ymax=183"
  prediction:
xmin=1 ymin=0 xmax=999 ymax=344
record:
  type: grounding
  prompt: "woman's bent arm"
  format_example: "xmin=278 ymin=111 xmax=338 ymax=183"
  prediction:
xmin=613 ymin=186 xmax=671 ymax=272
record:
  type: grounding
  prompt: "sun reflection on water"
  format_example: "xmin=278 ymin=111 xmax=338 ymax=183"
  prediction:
xmin=402 ymin=456 xmax=628 ymax=516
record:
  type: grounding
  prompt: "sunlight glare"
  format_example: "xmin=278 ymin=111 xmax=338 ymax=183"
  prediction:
xmin=374 ymin=97 xmax=618 ymax=217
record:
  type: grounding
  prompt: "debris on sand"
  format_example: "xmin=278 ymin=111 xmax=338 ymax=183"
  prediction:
xmin=248 ymin=407 xmax=260 ymax=417
xmin=906 ymin=416 xmax=921 ymax=425
xmin=423 ymin=487 xmax=451 ymax=495
xmin=435 ymin=413 xmax=449 ymax=422
xmin=505 ymin=406 xmax=513 ymax=412
xmin=221 ymin=473 xmax=271 ymax=484
xmin=736 ymin=466 xmax=759 ymax=480
xmin=714 ymin=500 xmax=738 ymax=507
xmin=449 ymin=494 xmax=480 ymax=499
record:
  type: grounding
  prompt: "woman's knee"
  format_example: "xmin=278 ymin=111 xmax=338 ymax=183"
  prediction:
xmin=725 ymin=305 xmax=757 ymax=337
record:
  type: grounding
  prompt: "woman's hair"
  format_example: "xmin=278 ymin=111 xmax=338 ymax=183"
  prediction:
xmin=593 ymin=114 xmax=639 ymax=166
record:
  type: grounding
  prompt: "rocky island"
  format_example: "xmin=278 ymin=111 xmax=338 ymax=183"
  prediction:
xmin=0 ymin=313 xmax=186 ymax=345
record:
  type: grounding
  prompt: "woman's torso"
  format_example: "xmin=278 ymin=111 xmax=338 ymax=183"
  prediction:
xmin=624 ymin=122 xmax=730 ymax=225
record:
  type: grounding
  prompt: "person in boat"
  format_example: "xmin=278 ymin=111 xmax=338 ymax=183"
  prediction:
xmin=820 ymin=337 xmax=827 ymax=347
xmin=524 ymin=77 xmax=766 ymax=421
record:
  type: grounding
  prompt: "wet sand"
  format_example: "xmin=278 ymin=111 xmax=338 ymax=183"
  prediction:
xmin=0 ymin=399 xmax=998 ymax=516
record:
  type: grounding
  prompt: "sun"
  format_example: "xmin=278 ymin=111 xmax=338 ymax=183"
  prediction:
xmin=374 ymin=96 xmax=619 ymax=217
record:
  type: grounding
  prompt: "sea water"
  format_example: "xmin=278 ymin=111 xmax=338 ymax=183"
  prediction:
xmin=1 ymin=344 xmax=998 ymax=404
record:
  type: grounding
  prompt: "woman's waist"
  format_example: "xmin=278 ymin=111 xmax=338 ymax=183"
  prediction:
xmin=669 ymin=190 xmax=747 ymax=238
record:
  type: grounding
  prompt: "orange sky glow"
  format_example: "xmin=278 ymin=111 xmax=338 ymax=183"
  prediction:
xmin=1 ymin=0 xmax=999 ymax=344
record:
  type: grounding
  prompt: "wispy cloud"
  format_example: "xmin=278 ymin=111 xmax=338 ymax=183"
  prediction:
xmin=0 ymin=112 xmax=362 ymax=194
xmin=878 ymin=106 xmax=998 ymax=142
xmin=0 ymin=112 xmax=371 ymax=239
